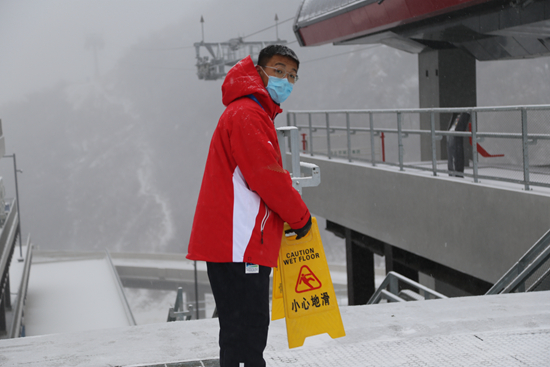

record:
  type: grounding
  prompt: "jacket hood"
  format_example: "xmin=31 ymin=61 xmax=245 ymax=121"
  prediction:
xmin=221 ymin=56 xmax=282 ymax=118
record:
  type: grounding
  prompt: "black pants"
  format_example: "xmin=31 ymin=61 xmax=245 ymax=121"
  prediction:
xmin=207 ymin=262 xmax=271 ymax=367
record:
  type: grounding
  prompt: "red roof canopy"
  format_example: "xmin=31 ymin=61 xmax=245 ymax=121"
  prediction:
xmin=293 ymin=0 xmax=550 ymax=61
xmin=294 ymin=0 xmax=495 ymax=46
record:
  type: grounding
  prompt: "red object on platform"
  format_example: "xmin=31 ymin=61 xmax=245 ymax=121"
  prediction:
xmin=301 ymin=133 xmax=308 ymax=152
xmin=468 ymin=123 xmax=504 ymax=158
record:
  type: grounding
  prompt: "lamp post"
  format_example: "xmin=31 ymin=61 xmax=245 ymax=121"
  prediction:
xmin=3 ymin=154 xmax=23 ymax=259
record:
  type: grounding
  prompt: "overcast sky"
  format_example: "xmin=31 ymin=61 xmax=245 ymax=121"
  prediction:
xmin=0 ymin=1 xmax=188 ymax=105
xmin=0 ymin=0 xmax=306 ymax=106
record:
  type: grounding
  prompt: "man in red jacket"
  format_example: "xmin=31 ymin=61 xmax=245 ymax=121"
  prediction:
xmin=187 ymin=45 xmax=311 ymax=367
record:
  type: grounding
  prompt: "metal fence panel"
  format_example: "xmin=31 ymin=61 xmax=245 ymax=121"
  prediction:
xmin=288 ymin=105 xmax=550 ymax=190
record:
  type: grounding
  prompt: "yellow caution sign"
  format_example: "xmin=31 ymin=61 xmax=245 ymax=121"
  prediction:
xmin=271 ymin=259 xmax=285 ymax=321
xmin=277 ymin=217 xmax=346 ymax=348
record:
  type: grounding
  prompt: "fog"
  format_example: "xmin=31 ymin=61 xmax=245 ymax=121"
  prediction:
xmin=1 ymin=0 xmax=549 ymax=257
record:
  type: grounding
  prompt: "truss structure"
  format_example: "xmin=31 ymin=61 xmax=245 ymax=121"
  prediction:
xmin=194 ymin=38 xmax=287 ymax=80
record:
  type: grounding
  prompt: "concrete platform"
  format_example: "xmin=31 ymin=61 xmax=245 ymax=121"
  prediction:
xmin=0 ymin=291 xmax=548 ymax=366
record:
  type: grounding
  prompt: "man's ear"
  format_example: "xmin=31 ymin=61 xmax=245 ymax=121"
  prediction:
xmin=256 ymin=65 xmax=268 ymax=87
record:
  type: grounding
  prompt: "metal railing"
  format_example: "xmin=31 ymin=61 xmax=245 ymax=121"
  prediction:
xmin=0 ymin=199 xmax=18 ymax=337
xmin=277 ymin=126 xmax=321 ymax=195
xmin=10 ymin=235 xmax=32 ymax=338
xmin=106 ymin=250 xmax=136 ymax=326
xmin=486 ymin=228 xmax=550 ymax=294
xmin=287 ymin=105 xmax=550 ymax=190
xmin=367 ymin=271 xmax=448 ymax=304
xmin=368 ymin=228 xmax=550 ymax=303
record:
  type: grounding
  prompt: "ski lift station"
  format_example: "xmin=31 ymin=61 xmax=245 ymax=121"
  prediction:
xmin=1 ymin=0 xmax=550 ymax=366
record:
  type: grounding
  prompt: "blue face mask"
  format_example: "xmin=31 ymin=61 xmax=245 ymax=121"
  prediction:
xmin=262 ymin=69 xmax=294 ymax=104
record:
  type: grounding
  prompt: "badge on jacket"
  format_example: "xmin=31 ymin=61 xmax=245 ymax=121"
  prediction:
xmin=245 ymin=263 xmax=259 ymax=274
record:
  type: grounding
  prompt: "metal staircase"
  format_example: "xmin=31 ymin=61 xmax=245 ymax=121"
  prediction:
xmin=367 ymin=271 xmax=447 ymax=304
xmin=368 ymin=228 xmax=550 ymax=304
xmin=486 ymin=228 xmax=550 ymax=294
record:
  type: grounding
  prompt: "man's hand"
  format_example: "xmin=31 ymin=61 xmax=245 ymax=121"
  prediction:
xmin=293 ymin=216 xmax=312 ymax=240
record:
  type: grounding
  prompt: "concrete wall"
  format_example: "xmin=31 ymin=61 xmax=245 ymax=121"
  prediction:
xmin=299 ymin=155 xmax=550 ymax=283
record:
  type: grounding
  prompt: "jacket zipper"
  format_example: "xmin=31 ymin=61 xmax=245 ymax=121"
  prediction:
xmin=261 ymin=205 xmax=270 ymax=244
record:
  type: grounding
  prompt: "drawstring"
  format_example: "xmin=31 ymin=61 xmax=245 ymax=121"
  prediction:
xmin=261 ymin=206 xmax=270 ymax=244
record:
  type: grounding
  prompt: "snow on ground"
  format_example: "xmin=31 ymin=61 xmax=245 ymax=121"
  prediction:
xmin=124 ymin=288 xmax=176 ymax=325
xmin=0 ymin=291 xmax=548 ymax=366
xmin=24 ymin=256 xmax=133 ymax=336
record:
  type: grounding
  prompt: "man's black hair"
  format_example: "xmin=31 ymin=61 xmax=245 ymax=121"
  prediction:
xmin=257 ymin=44 xmax=300 ymax=69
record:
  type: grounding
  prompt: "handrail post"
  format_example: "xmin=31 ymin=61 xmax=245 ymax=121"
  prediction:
xmin=4 ymin=154 xmax=23 ymax=258
xmin=290 ymin=128 xmax=301 ymax=179
xmin=346 ymin=112 xmax=352 ymax=162
xmin=369 ymin=112 xmax=376 ymax=166
xmin=326 ymin=113 xmax=332 ymax=159
xmin=389 ymin=273 xmax=399 ymax=295
xmin=471 ymin=110 xmax=479 ymax=183
xmin=397 ymin=112 xmax=404 ymax=171
xmin=521 ymin=108 xmax=531 ymax=191
xmin=308 ymin=113 xmax=313 ymax=156
xmin=10 ymin=235 xmax=32 ymax=338
xmin=430 ymin=111 xmax=437 ymax=176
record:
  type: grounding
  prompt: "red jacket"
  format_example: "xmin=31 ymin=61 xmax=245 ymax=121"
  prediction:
xmin=186 ymin=56 xmax=310 ymax=267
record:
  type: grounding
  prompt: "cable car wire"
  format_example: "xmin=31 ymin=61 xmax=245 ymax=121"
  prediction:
xmin=123 ymin=17 xmax=381 ymax=71
xmin=131 ymin=45 xmax=195 ymax=51
xmin=242 ymin=16 xmax=294 ymax=39
xmin=130 ymin=15 xmax=295 ymax=52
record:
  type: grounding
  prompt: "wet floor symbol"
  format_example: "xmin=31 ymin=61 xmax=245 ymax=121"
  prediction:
xmin=295 ymin=265 xmax=322 ymax=293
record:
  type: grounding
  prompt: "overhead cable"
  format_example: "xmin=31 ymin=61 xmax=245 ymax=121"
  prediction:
xmin=125 ymin=44 xmax=380 ymax=72
xmin=130 ymin=16 xmax=295 ymax=52
xmin=131 ymin=45 xmax=195 ymax=51
xmin=242 ymin=16 xmax=294 ymax=39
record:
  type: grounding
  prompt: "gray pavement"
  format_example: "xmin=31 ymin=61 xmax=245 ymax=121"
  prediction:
xmin=0 ymin=291 xmax=548 ymax=366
